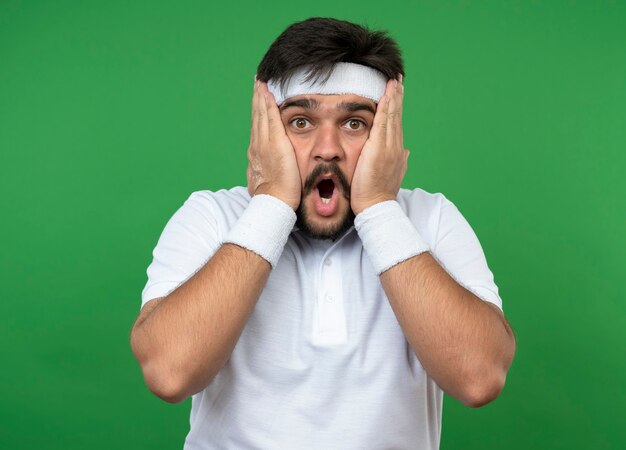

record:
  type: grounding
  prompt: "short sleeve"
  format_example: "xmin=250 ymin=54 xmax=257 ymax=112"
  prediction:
xmin=141 ymin=192 xmax=222 ymax=308
xmin=432 ymin=197 xmax=503 ymax=311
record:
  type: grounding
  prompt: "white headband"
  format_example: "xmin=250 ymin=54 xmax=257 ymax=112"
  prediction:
xmin=267 ymin=62 xmax=388 ymax=105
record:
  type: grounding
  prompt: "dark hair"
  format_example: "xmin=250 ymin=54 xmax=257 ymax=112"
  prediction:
xmin=256 ymin=17 xmax=404 ymax=89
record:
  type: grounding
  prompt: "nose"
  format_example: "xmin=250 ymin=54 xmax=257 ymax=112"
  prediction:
xmin=311 ymin=124 xmax=345 ymax=162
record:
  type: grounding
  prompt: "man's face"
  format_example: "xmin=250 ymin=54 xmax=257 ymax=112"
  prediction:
xmin=279 ymin=93 xmax=377 ymax=240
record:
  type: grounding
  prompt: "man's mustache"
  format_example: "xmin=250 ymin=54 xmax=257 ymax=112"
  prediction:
xmin=302 ymin=163 xmax=351 ymax=199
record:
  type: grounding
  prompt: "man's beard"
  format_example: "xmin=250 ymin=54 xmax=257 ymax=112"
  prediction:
xmin=295 ymin=162 xmax=355 ymax=241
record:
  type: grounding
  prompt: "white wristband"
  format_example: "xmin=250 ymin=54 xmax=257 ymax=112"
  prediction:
xmin=354 ymin=200 xmax=430 ymax=275
xmin=223 ymin=194 xmax=296 ymax=268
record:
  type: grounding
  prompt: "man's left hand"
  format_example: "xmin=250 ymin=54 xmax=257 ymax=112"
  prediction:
xmin=350 ymin=77 xmax=409 ymax=215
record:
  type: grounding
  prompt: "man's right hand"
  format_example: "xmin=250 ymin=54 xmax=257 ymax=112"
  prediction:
xmin=247 ymin=80 xmax=302 ymax=211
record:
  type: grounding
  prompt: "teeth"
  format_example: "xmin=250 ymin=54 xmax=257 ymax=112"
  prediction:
xmin=321 ymin=197 xmax=330 ymax=205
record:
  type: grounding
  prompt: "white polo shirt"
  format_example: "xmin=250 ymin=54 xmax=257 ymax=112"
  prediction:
xmin=141 ymin=186 xmax=503 ymax=450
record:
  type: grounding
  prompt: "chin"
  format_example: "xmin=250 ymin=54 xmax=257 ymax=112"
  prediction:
xmin=295 ymin=201 xmax=355 ymax=241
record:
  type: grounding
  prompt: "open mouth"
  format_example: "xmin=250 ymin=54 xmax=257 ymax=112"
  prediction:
xmin=317 ymin=178 xmax=335 ymax=204
xmin=311 ymin=174 xmax=340 ymax=217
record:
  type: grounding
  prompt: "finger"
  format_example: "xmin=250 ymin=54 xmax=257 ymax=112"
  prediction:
xmin=396 ymin=76 xmax=404 ymax=120
xmin=389 ymin=80 xmax=404 ymax=125
xmin=249 ymin=82 xmax=258 ymax=163
xmin=369 ymin=88 xmax=391 ymax=144
xmin=251 ymin=80 xmax=260 ymax=140
xmin=404 ymin=149 xmax=410 ymax=176
xmin=385 ymin=78 xmax=405 ymax=152
xmin=257 ymin=82 xmax=269 ymax=145
xmin=386 ymin=78 xmax=403 ymax=148
xmin=264 ymin=85 xmax=287 ymax=139
xmin=396 ymin=76 xmax=405 ymax=145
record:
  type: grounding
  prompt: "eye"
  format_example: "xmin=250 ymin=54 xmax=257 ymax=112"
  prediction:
xmin=344 ymin=119 xmax=366 ymax=131
xmin=290 ymin=118 xmax=311 ymax=129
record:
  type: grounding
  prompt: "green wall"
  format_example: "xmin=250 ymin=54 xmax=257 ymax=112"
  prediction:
xmin=1 ymin=1 xmax=624 ymax=448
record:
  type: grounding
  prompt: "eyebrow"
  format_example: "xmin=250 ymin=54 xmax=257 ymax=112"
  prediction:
xmin=338 ymin=101 xmax=376 ymax=114
xmin=280 ymin=98 xmax=320 ymax=111
xmin=279 ymin=98 xmax=375 ymax=114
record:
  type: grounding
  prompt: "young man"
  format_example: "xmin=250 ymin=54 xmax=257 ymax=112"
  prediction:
xmin=131 ymin=17 xmax=516 ymax=450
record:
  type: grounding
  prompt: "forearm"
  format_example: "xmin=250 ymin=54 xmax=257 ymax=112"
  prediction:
xmin=380 ymin=252 xmax=516 ymax=407
xmin=131 ymin=244 xmax=270 ymax=403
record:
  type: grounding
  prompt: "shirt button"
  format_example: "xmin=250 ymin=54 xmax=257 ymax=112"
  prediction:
xmin=325 ymin=294 xmax=333 ymax=303
xmin=324 ymin=258 xmax=332 ymax=266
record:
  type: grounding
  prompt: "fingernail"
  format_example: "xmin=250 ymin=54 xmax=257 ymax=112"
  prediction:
xmin=394 ymin=79 xmax=398 ymax=88
xmin=399 ymin=74 xmax=403 ymax=83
